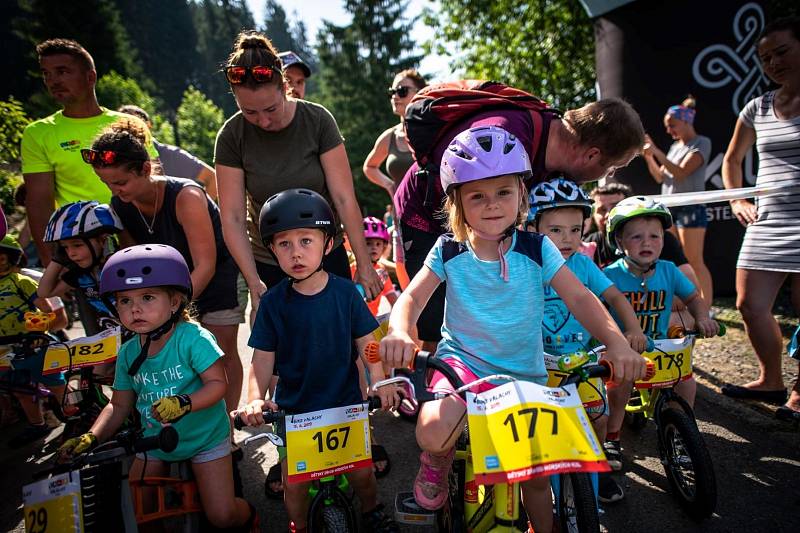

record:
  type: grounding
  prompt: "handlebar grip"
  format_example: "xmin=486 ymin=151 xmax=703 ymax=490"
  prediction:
xmin=718 ymin=323 xmax=727 ymax=336
xmin=365 ymin=341 xmax=380 ymax=364
xmin=644 ymin=359 xmax=656 ymax=381
xmin=367 ymin=396 xmax=384 ymax=410
xmin=134 ymin=426 xmax=178 ymax=453
xmin=233 ymin=410 xmax=285 ymax=430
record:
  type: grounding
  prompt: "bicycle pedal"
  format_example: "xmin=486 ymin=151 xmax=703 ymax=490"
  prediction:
xmin=394 ymin=492 xmax=436 ymax=525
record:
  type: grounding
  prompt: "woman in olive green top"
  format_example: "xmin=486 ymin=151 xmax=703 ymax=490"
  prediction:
xmin=215 ymin=31 xmax=381 ymax=309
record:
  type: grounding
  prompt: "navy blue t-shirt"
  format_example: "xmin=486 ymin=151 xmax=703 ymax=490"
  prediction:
xmin=248 ymin=274 xmax=378 ymax=414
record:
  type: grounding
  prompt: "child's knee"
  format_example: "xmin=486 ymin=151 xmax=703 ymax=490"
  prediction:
xmin=522 ymin=475 xmax=551 ymax=491
xmin=204 ymin=503 xmax=240 ymax=529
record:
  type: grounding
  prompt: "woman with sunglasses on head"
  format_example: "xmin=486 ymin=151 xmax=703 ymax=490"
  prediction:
xmin=84 ymin=117 xmax=246 ymax=431
xmin=215 ymin=31 xmax=381 ymax=312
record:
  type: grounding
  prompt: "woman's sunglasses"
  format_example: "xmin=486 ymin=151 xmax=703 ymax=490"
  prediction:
xmin=387 ymin=85 xmax=414 ymax=98
xmin=81 ymin=149 xmax=146 ymax=167
xmin=225 ymin=65 xmax=281 ymax=85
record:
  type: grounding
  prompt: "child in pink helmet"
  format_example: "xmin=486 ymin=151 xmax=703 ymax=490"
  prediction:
xmin=380 ymin=126 xmax=648 ymax=532
xmin=358 ymin=216 xmax=398 ymax=316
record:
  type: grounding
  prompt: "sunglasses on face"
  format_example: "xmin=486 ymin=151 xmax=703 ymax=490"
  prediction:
xmin=81 ymin=148 xmax=146 ymax=167
xmin=224 ymin=65 xmax=281 ymax=85
xmin=387 ymin=85 xmax=414 ymax=98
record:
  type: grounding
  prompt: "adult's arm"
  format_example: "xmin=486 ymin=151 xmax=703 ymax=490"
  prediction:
xmin=320 ymin=144 xmax=382 ymax=299
xmin=216 ymin=164 xmax=267 ymax=304
xmin=175 ymin=186 xmax=217 ymax=297
xmin=722 ymin=119 xmax=758 ymax=226
xmin=363 ymin=127 xmax=396 ymax=198
xmin=22 ymin=172 xmax=55 ymax=265
xmin=644 ymin=134 xmax=704 ymax=181
xmin=195 ymin=164 xmax=218 ymax=201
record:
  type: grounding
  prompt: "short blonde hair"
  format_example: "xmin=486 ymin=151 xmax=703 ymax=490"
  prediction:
xmin=442 ymin=175 xmax=528 ymax=242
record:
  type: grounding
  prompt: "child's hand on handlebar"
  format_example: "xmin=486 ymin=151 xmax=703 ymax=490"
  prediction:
xmin=624 ymin=330 xmax=649 ymax=353
xmin=695 ymin=317 xmax=719 ymax=338
xmin=234 ymin=399 xmax=278 ymax=427
xmin=372 ymin=383 xmax=401 ymax=411
xmin=380 ymin=331 xmax=418 ymax=369
xmin=603 ymin=342 xmax=649 ymax=383
xmin=57 ymin=432 xmax=97 ymax=462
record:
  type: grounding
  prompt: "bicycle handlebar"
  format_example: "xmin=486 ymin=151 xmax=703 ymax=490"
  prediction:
xmin=232 ymin=396 xmax=384 ymax=431
xmin=0 ymin=331 xmax=54 ymax=346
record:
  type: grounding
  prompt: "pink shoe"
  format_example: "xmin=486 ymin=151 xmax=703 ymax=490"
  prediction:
xmin=413 ymin=449 xmax=455 ymax=510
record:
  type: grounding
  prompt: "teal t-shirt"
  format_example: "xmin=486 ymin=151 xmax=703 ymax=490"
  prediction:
xmin=113 ymin=321 xmax=229 ymax=461
xmin=542 ymin=253 xmax=613 ymax=355
xmin=603 ymin=259 xmax=695 ymax=339
xmin=424 ymin=230 xmax=565 ymax=384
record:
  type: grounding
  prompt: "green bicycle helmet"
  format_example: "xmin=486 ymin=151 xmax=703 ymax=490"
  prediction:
xmin=0 ymin=234 xmax=24 ymax=267
xmin=606 ymin=196 xmax=672 ymax=251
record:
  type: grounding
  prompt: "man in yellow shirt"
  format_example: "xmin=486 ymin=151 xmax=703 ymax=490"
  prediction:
xmin=21 ymin=39 xmax=153 ymax=265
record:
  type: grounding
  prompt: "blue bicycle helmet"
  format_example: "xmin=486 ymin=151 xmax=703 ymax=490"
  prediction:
xmin=44 ymin=201 xmax=123 ymax=243
xmin=527 ymin=178 xmax=592 ymax=225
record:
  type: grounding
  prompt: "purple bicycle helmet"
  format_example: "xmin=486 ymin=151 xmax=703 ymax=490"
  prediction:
xmin=440 ymin=126 xmax=532 ymax=194
xmin=100 ymin=244 xmax=192 ymax=298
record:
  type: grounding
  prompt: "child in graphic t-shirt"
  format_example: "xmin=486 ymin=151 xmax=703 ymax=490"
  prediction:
xmin=602 ymin=196 xmax=717 ymax=473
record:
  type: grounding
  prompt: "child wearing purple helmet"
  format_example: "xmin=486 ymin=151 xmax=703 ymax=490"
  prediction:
xmin=380 ymin=126 xmax=648 ymax=531
xmin=57 ymin=244 xmax=256 ymax=529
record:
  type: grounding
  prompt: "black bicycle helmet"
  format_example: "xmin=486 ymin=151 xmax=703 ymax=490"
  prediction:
xmin=258 ymin=188 xmax=335 ymax=246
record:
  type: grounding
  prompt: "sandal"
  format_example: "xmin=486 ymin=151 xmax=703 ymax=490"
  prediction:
xmin=372 ymin=444 xmax=391 ymax=479
xmin=720 ymin=384 xmax=787 ymax=405
xmin=775 ymin=405 xmax=800 ymax=422
xmin=263 ymin=463 xmax=284 ymax=500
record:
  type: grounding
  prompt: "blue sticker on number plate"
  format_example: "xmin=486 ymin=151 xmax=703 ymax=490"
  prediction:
xmin=296 ymin=461 xmax=306 ymax=472
xmin=485 ymin=455 xmax=499 ymax=469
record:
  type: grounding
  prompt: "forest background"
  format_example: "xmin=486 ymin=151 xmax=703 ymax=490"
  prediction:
xmin=0 ymin=0 xmax=796 ymax=216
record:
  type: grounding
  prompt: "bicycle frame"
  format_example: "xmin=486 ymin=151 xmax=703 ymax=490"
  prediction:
xmin=375 ymin=352 xmax=608 ymax=532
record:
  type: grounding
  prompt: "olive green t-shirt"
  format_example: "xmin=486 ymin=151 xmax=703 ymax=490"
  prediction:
xmin=214 ymin=100 xmax=345 ymax=264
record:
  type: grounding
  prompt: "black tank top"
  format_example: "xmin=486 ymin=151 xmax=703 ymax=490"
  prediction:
xmin=112 ymin=177 xmax=239 ymax=314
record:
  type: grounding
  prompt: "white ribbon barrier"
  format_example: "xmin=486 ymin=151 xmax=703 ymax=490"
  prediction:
xmin=649 ymin=183 xmax=800 ymax=208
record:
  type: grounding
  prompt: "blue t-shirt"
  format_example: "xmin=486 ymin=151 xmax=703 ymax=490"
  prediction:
xmin=603 ymin=259 xmax=696 ymax=339
xmin=113 ymin=321 xmax=229 ymax=461
xmin=425 ymin=230 xmax=565 ymax=384
xmin=60 ymin=269 xmax=122 ymax=332
xmin=543 ymin=253 xmax=613 ymax=355
xmin=248 ymin=274 xmax=378 ymax=414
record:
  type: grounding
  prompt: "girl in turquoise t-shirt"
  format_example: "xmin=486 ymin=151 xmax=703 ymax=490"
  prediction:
xmin=380 ymin=126 xmax=648 ymax=533
xmin=57 ymin=244 xmax=255 ymax=530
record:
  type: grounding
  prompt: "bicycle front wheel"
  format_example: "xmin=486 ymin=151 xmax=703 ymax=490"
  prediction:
xmin=658 ymin=407 xmax=717 ymax=521
xmin=557 ymin=472 xmax=600 ymax=533
xmin=308 ymin=487 xmax=357 ymax=533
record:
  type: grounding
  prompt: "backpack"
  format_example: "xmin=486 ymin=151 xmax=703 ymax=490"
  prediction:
xmin=403 ymin=80 xmax=557 ymax=207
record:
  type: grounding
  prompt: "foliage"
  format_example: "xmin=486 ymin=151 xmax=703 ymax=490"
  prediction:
xmin=0 ymin=98 xmax=31 ymax=164
xmin=151 ymin=114 xmax=176 ymax=146
xmin=96 ymin=71 xmax=156 ymax=115
xmin=190 ymin=0 xmax=256 ymax=115
xmin=175 ymin=86 xmax=224 ymax=164
xmin=0 ymin=171 xmax=23 ymax=216
xmin=262 ymin=0 xmax=318 ymax=96
xmin=315 ymin=0 xmax=422 ymax=215
xmin=428 ymin=0 xmax=595 ymax=110
xmin=112 ymin=0 xmax=200 ymax=110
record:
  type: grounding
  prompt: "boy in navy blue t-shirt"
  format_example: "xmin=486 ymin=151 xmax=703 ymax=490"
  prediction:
xmin=237 ymin=189 xmax=399 ymax=533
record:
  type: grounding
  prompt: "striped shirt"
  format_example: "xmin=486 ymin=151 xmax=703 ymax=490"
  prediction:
xmin=737 ymin=91 xmax=800 ymax=273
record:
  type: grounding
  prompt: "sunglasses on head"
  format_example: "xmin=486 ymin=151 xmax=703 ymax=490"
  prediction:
xmin=81 ymin=148 xmax=146 ymax=167
xmin=225 ymin=65 xmax=281 ymax=85
xmin=387 ymin=85 xmax=413 ymax=98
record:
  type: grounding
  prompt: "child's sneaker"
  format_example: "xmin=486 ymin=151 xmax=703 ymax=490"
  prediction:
xmin=362 ymin=503 xmax=399 ymax=532
xmin=603 ymin=439 xmax=622 ymax=471
xmin=413 ymin=449 xmax=455 ymax=510
xmin=597 ymin=473 xmax=624 ymax=503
